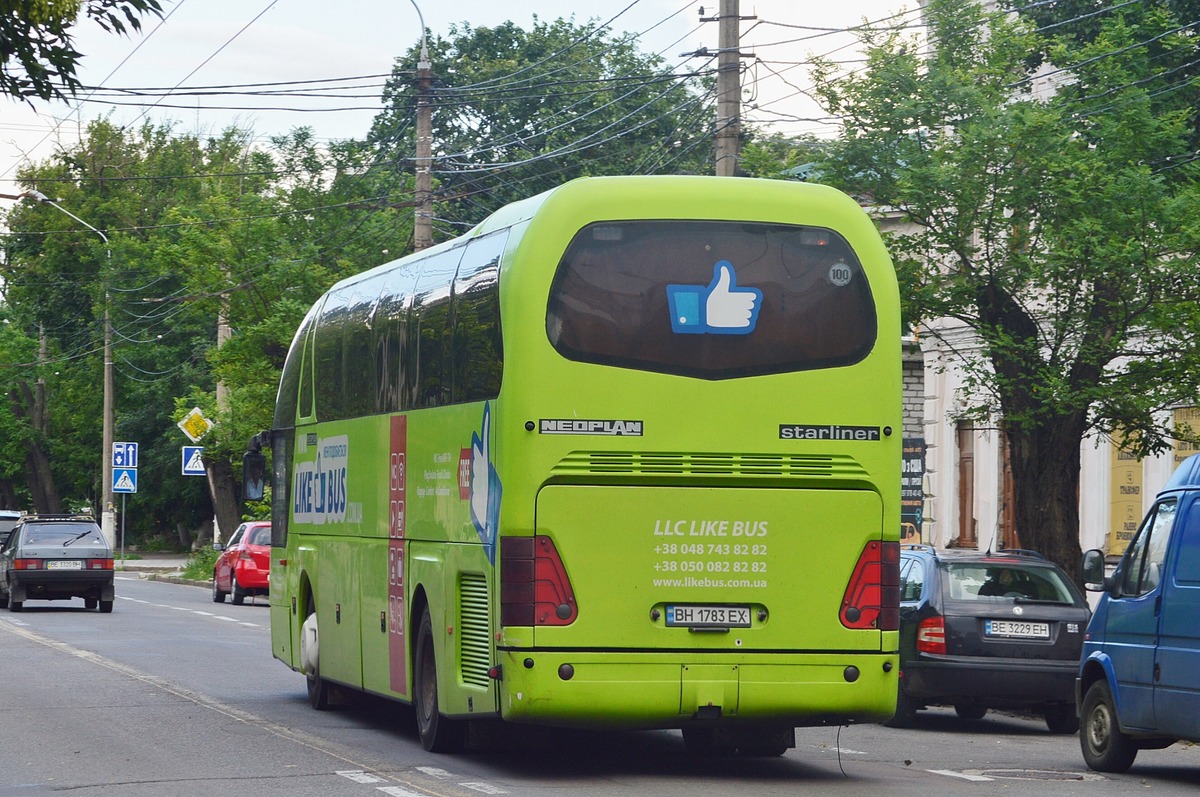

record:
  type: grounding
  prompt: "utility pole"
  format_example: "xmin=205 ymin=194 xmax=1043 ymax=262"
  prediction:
xmin=413 ymin=15 xmax=433 ymax=250
xmin=697 ymin=1 xmax=754 ymax=176
xmin=715 ymin=0 xmax=741 ymax=176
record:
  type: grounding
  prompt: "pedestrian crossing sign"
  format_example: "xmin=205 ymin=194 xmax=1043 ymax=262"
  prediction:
xmin=113 ymin=468 xmax=138 ymax=493
xmin=182 ymin=446 xmax=206 ymax=476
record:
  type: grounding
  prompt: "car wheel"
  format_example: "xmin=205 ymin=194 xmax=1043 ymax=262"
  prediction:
xmin=7 ymin=591 xmax=22 ymax=612
xmin=1080 ymin=680 xmax=1137 ymax=772
xmin=884 ymin=686 xmax=918 ymax=728
xmin=85 ymin=597 xmax=98 ymax=610
xmin=212 ymin=570 xmax=227 ymax=603
xmin=1044 ymin=703 xmax=1079 ymax=734
xmin=99 ymin=599 xmax=113 ymax=613
xmin=415 ymin=608 xmax=465 ymax=752
xmin=231 ymin=573 xmax=246 ymax=605
xmin=302 ymin=601 xmax=332 ymax=711
xmin=954 ymin=703 xmax=987 ymax=721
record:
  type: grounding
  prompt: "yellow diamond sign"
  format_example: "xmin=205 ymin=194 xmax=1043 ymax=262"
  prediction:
xmin=177 ymin=407 xmax=213 ymax=443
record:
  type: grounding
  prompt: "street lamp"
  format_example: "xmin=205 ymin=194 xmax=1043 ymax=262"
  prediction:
xmin=21 ymin=190 xmax=117 ymax=548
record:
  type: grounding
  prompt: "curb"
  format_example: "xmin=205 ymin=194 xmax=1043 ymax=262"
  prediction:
xmin=146 ymin=573 xmax=210 ymax=588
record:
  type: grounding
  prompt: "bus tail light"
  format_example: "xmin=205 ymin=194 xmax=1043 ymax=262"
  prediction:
xmin=501 ymin=536 xmax=577 ymax=627
xmin=917 ymin=616 xmax=946 ymax=654
xmin=840 ymin=540 xmax=900 ymax=630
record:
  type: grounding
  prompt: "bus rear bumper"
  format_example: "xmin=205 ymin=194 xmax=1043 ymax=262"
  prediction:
xmin=494 ymin=650 xmax=898 ymax=728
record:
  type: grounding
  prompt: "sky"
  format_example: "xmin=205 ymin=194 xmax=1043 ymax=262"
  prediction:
xmin=0 ymin=0 xmax=917 ymax=191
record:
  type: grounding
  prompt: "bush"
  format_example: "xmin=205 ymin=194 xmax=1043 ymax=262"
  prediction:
xmin=183 ymin=547 xmax=218 ymax=581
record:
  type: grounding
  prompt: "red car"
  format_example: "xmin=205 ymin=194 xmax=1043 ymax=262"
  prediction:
xmin=212 ymin=521 xmax=270 ymax=605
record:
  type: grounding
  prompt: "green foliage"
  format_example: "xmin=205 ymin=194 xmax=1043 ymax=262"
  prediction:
xmin=370 ymin=16 xmax=714 ymax=234
xmin=738 ymin=130 xmax=826 ymax=180
xmin=0 ymin=19 xmax=718 ymax=537
xmin=0 ymin=0 xmax=163 ymax=101
xmin=812 ymin=0 xmax=1200 ymax=574
xmin=182 ymin=546 xmax=218 ymax=581
xmin=1 ymin=120 xmax=329 ymax=536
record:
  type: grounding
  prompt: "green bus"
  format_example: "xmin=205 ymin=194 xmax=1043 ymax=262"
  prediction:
xmin=266 ymin=175 xmax=901 ymax=755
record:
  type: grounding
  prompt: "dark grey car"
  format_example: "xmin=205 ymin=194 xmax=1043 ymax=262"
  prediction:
xmin=891 ymin=545 xmax=1092 ymax=733
xmin=0 ymin=515 xmax=115 ymax=612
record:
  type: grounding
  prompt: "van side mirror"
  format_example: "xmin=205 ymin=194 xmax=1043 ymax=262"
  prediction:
xmin=1081 ymin=548 xmax=1108 ymax=591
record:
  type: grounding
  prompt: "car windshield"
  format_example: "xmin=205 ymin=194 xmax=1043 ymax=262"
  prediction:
xmin=944 ymin=562 xmax=1081 ymax=605
xmin=23 ymin=524 xmax=106 ymax=547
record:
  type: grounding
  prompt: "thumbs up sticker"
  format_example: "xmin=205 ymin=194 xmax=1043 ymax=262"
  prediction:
xmin=666 ymin=261 xmax=762 ymax=335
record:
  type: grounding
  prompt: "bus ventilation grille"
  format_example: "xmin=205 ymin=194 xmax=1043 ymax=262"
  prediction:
xmin=554 ymin=452 xmax=868 ymax=479
xmin=459 ymin=573 xmax=492 ymax=689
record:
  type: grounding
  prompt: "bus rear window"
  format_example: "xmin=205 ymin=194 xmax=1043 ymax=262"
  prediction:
xmin=546 ymin=220 xmax=877 ymax=380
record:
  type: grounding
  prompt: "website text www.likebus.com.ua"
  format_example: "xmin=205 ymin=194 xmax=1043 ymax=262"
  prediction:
xmin=652 ymin=577 xmax=768 ymax=589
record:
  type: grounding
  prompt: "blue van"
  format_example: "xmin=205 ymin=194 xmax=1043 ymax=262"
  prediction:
xmin=1077 ymin=453 xmax=1200 ymax=772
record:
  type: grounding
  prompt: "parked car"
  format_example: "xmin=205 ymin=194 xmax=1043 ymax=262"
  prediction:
xmin=1077 ymin=452 xmax=1200 ymax=773
xmin=890 ymin=544 xmax=1091 ymax=732
xmin=213 ymin=521 xmax=270 ymax=605
xmin=0 ymin=514 xmax=115 ymax=612
xmin=0 ymin=509 xmax=21 ymax=543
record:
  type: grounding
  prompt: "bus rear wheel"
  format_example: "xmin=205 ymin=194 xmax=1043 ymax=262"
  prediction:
xmin=414 ymin=609 xmax=464 ymax=753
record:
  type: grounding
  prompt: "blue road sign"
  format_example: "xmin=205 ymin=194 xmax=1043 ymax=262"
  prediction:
xmin=113 ymin=441 xmax=139 ymax=468
xmin=113 ymin=467 xmax=138 ymax=494
xmin=182 ymin=446 xmax=206 ymax=476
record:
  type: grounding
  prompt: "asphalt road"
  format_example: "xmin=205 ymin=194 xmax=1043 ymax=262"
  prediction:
xmin=0 ymin=575 xmax=1196 ymax=796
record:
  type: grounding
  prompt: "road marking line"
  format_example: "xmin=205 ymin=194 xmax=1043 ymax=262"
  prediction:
xmin=338 ymin=770 xmax=385 ymax=784
xmin=929 ymin=769 xmax=994 ymax=782
xmin=0 ymin=621 xmax=443 ymax=797
xmin=460 ymin=783 xmax=508 ymax=795
xmin=415 ymin=767 xmax=454 ymax=779
xmin=377 ymin=787 xmax=432 ymax=797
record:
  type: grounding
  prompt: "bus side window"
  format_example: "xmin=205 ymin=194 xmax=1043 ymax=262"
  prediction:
xmin=374 ymin=269 xmax=420 ymax=414
xmin=414 ymin=247 xmax=463 ymax=409
xmin=341 ymin=276 xmax=384 ymax=419
xmin=453 ymin=230 xmax=507 ymax=403
xmin=314 ymin=291 xmax=353 ymax=421
xmin=276 ymin=304 xmax=318 ymax=428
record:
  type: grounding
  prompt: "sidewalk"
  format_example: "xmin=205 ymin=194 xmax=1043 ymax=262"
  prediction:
xmin=115 ymin=551 xmax=190 ymax=575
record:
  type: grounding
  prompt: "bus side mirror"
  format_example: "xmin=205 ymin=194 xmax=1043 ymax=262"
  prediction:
xmin=243 ymin=450 xmax=266 ymax=502
xmin=1081 ymin=549 xmax=1108 ymax=591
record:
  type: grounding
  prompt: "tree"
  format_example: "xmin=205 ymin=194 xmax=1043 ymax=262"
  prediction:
xmin=1 ymin=0 xmax=163 ymax=101
xmin=812 ymin=0 xmax=1200 ymax=579
xmin=369 ymin=16 xmax=714 ymax=235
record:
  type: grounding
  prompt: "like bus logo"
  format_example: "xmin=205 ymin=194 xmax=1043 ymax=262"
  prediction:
xmin=467 ymin=403 xmax=502 ymax=564
xmin=667 ymin=261 xmax=762 ymax=335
